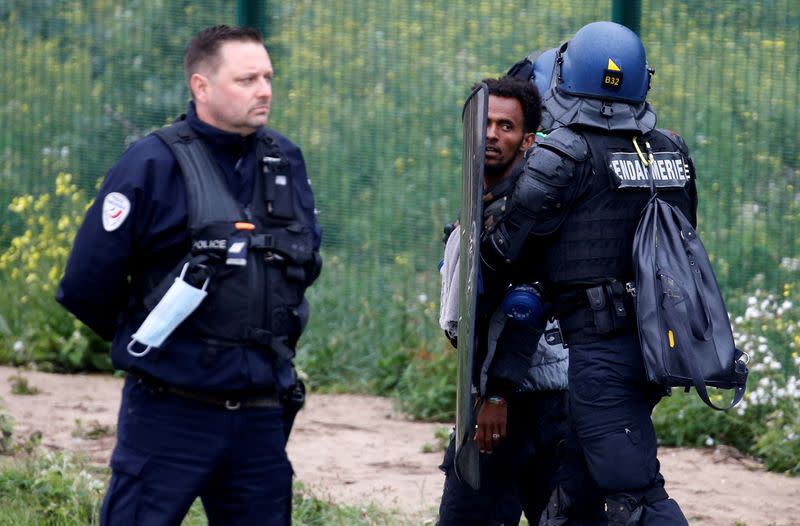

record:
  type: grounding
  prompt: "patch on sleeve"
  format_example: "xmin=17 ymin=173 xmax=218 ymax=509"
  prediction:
xmin=102 ymin=192 xmax=131 ymax=232
xmin=606 ymin=151 xmax=690 ymax=189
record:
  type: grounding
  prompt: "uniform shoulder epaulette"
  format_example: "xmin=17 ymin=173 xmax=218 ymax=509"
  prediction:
xmin=538 ymin=126 xmax=590 ymax=162
xmin=655 ymin=128 xmax=689 ymax=154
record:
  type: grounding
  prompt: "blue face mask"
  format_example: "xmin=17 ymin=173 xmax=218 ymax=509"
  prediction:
xmin=127 ymin=263 xmax=209 ymax=357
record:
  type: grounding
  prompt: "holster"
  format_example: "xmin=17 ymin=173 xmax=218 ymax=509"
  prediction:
xmin=281 ymin=378 xmax=306 ymax=442
xmin=557 ymin=280 xmax=634 ymax=344
xmin=586 ymin=280 xmax=631 ymax=335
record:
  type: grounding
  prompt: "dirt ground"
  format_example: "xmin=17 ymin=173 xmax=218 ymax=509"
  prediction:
xmin=0 ymin=366 xmax=798 ymax=525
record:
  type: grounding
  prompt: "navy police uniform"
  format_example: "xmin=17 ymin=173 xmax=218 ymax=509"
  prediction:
xmin=57 ymin=102 xmax=321 ymax=525
xmin=484 ymin=22 xmax=691 ymax=525
xmin=437 ymin=162 xmax=572 ymax=526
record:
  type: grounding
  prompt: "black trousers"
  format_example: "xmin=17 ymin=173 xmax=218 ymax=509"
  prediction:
xmin=558 ymin=333 xmax=688 ymax=525
xmin=436 ymin=390 xmax=568 ymax=526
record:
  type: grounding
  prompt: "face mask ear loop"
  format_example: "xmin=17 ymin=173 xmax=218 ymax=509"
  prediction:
xmin=127 ymin=339 xmax=152 ymax=358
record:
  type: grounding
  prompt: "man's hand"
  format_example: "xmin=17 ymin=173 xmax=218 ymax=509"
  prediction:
xmin=474 ymin=396 xmax=507 ymax=453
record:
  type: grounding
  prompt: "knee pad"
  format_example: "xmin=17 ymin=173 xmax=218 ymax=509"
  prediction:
xmin=539 ymin=485 xmax=571 ymax=526
xmin=606 ymin=483 xmax=668 ymax=526
xmin=539 ymin=484 xmax=606 ymax=526
xmin=606 ymin=493 xmax=643 ymax=525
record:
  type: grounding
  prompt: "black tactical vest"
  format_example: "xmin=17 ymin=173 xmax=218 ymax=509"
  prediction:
xmin=542 ymin=127 xmax=694 ymax=290
xmin=148 ymin=120 xmax=316 ymax=361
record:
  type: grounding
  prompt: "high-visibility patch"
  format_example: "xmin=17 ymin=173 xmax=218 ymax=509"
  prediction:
xmin=668 ymin=329 xmax=675 ymax=348
xmin=602 ymin=58 xmax=623 ymax=91
xmin=102 ymin=192 xmax=131 ymax=232
xmin=607 ymin=150 xmax=690 ymax=189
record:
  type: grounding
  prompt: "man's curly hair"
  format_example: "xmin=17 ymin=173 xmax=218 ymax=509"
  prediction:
xmin=476 ymin=77 xmax=542 ymax=133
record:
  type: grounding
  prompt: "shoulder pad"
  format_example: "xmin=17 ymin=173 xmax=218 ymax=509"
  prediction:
xmin=538 ymin=127 xmax=590 ymax=162
xmin=655 ymin=128 xmax=689 ymax=154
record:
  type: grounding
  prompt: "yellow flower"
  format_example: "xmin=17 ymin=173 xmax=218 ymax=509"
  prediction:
xmin=33 ymin=193 xmax=50 ymax=211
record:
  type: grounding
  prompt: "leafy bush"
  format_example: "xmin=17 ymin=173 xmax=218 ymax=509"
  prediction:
xmin=654 ymin=284 xmax=800 ymax=474
xmin=0 ymin=173 xmax=110 ymax=372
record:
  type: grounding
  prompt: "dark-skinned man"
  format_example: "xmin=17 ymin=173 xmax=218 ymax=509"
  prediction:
xmin=436 ymin=76 xmax=569 ymax=526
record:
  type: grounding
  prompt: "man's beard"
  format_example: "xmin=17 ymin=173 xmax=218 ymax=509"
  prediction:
xmin=484 ymin=158 xmax=514 ymax=179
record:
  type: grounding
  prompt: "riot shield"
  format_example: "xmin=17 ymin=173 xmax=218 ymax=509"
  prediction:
xmin=453 ymin=83 xmax=487 ymax=491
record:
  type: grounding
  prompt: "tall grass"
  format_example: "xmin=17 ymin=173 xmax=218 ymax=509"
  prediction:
xmin=0 ymin=453 xmax=408 ymax=526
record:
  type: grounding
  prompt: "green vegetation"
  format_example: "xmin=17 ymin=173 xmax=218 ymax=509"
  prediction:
xmin=654 ymin=285 xmax=800 ymax=475
xmin=8 ymin=373 xmax=40 ymax=396
xmin=0 ymin=452 xmax=407 ymax=526
xmin=0 ymin=0 xmax=797 ymax=494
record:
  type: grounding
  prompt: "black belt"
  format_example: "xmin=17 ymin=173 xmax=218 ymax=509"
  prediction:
xmin=133 ymin=376 xmax=281 ymax=410
xmin=556 ymin=280 xmax=635 ymax=345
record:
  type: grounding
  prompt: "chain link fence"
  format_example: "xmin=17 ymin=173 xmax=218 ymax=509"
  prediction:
xmin=0 ymin=0 xmax=797 ymax=380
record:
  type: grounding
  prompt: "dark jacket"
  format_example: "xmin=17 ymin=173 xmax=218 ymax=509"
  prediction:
xmin=57 ymin=103 xmax=321 ymax=393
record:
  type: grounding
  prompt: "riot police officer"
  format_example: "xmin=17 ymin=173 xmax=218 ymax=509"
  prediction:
xmin=483 ymin=22 xmax=693 ymax=524
xmin=506 ymin=47 xmax=559 ymax=132
xmin=57 ymin=25 xmax=321 ymax=525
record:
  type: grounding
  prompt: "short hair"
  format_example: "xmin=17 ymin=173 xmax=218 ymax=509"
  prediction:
xmin=184 ymin=25 xmax=264 ymax=89
xmin=477 ymin=77 xmax=542 ymax=133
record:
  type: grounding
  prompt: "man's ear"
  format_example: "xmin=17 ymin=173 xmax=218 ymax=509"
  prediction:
xmin=190 ymin=73 xmax=209 ymax=103
xmin=521 ymin=131 xmax=536 ymax=152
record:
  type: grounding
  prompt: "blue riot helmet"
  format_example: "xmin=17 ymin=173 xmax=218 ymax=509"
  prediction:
xmin=557 ymin=21 xmax=651 ymax=103
xmin=506 ymin=47 xmax=558 ymax=98
xmin=531 ymin=48 xmax=558 ymax=99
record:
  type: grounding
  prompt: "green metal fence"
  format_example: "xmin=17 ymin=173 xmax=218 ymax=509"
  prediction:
xmin=0 ymin=1 xmax=798 ymax=381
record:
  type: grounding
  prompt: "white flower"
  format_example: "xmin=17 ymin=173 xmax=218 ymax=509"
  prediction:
xmin=705 ymin=436 xmax=715 ymax=446
xmin=780 ymin=257 xmax=800 ymax=271
xmin=12 ymin=340 xmax=24 ymax=353
xmin=417 ymin=294 xmax=428 ymax=303
xmin=744 ymin=306 xmax=760 ymax=319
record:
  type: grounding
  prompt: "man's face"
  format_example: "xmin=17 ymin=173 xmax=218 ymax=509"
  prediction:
xmin=193 ymin=40 xmax=273 ymax=135
xmin=484 ymin=95 xmax=529 ymax=180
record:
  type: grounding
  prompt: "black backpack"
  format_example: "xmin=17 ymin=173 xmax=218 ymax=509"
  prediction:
xmin=632 ymin=139 xmax=749 ymax=410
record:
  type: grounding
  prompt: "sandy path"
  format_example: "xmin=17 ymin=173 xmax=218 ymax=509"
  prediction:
xmin=0 ymin=366 xmax=798 ymax=525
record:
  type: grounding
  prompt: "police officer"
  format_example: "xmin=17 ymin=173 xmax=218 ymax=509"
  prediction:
xmin=437 ymin=76 xmax=571 ymax=526
xmin=483 ymin=22 xmax=693 ymax=524
xmin=506 ymin=47 xmax=559 ymax=132
xmin=56 ymin=25 xmax=321 ymax=525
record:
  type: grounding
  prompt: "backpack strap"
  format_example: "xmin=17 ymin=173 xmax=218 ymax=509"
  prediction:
xmin=660 ymin=278 xmax=747 ymax=410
